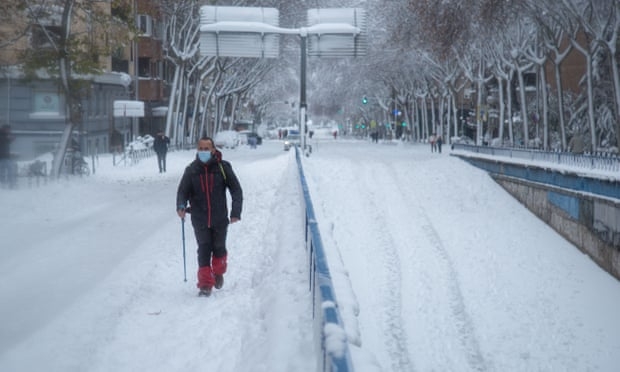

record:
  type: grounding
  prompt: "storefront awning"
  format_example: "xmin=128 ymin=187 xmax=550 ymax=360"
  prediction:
xmin=152 ymin=106 xmax=168 ymax=117
xmin=114 ymin=100 xmax=144 ymax=117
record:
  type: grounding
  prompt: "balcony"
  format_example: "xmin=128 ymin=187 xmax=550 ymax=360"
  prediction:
xmin=137 ymin=79 xmax=164 ymax=101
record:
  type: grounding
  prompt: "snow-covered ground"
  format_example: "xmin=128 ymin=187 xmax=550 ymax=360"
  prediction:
xmin=1 ymin=138 xmax=619 ymax=372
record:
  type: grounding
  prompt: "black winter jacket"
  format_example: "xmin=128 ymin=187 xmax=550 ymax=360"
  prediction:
xmin=153 ymin=135 xmax=169 ymax=154
xmin=176 ymin=151 xmax=243 ymax=228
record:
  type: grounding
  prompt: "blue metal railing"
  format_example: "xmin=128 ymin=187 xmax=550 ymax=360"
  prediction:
xmin=451 ymin=143 xmax=620 ymax=173
xmin=294 ymin=147 xmax=355 ymax=372
xmin=451 ymin=144 xmax=620 ymax=200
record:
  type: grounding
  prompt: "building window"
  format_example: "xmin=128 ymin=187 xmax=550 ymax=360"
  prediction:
xmin=30 ymin=91 xmax=65 ymax=120
xmin=31 ymin=24 xmax=61 ymax=49
xmin=152 ymin=19 xmax=163 ymax=40
xmin=524 ymin=73 xmax=537 ymax=92
xmin=138 ymin=57 xmax=151 ymax=78
xmin=112 ymin=46 xmax=129 ymax=73
xmin=96 ymin=90 xmax=102 ymax=116
xmin=137 ymin=14 xmax=152 ymax=37
xmin=155 ymin=60 xmax=163 ymax=80
xmin=32 ymin=91 xmax=61 ymax=115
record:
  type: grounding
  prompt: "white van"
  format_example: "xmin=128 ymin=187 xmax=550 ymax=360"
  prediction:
xmin=214 ymin=130 xmax=240 ymax=149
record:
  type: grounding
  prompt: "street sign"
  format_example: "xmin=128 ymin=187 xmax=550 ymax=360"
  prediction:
xmin=199 ymin=6 xmax=281 ymax=58
xmin=306 ymin=8 xmax=367 ymax=57
xmin=113 ymin=100 xmax=144 ymax=117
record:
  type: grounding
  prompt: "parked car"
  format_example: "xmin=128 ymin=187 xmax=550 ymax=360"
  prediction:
xmin=126 ymin=135 xmax=154 ymax=151
xmin=214 ymin=130 xmax=240 ymax=149
xmin=238 ymin=130 xmax=263 ymax=146
xmin=283 ymin=130 xmax=300 ymax=151
xmin=451 ymin=136 xmax=475 ymax=145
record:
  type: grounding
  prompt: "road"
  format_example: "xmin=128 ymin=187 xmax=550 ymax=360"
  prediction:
xmin=1 ymin=138 xmax=618 ymax=372
xmin=302 ymin=139 xmax=620 ymax=371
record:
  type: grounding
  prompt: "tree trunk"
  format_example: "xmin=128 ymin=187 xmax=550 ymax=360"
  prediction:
xmin=516 ymin=68 xmax=529 ymax=146
xmin=606 ymin=44 xmax=620 ymax=150
xmin=476 ymin=78 xmax=484 ymax=145
xmin=539 ymin=64 xmax=549 ymax=150
xmin=507 ymin=69 xmax=514 ymax=146
xmin=430 ymin=95 xmax=436 ymax=135
xmin=571 ymin=40 xmax=597 ymax=151
xmin=498 ymin=77 xmax=505 ymax=143
xmin=451 ymin=94 xmax=458 ymax=141
xmin=165 ymin=66 xmax=182 ymax=138
xmin=554 ymin=62 xmax=567 ymax=150
xmin=51 ymin=0 xmax=76 ymax=179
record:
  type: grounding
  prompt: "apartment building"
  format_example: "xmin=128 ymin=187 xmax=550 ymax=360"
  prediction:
xmin=114 ymin=0 xmax=169 ymax=138
xmin=0 ymin=0 xmax=169 ymax=161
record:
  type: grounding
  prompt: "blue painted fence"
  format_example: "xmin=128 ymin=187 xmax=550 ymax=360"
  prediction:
xmin=452 ymin=146 xmax=620 ymax=200
xmin=451 ymin=143 xmax=620 ymax=173
xmin=294 ymin=147 xmax=355 ymax=372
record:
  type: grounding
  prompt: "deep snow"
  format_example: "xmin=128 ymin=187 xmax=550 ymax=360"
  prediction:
xmin=0 ymin=138 xmax=619 ymax=372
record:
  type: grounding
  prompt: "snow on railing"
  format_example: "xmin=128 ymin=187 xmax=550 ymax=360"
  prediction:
xmin=294 ymin=147 xmax=355 ymax=372
xmin=113 ymin=137 xmax=155 ymax=167
xmin=451 ymin=144 xmax=620 ymax=174
xmin=113 ymin=148 xmax=155 ymax=166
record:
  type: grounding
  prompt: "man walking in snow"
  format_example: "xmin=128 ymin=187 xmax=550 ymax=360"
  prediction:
xmin=436 ymin=134 xmax=443 ymax=153
xmin=176 ymin=137 xmax=243 ymax=297
xmin=153 ymin=131 xmax=170 ymax=173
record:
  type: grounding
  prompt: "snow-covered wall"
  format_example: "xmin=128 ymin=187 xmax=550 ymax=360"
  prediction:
xmin=458 ymin=155 xmax=620 ymax=281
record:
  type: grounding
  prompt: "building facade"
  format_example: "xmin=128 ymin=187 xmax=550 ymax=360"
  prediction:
xmin=0 ymin=0 xmax=170 ymax=162
xmin=0 ymin=67 xmax=131 ymax=160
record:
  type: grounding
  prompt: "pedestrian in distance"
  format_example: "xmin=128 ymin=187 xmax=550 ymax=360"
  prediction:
xmin=153 ymin=131 xmax=170 ymax=173
xmin=176 ymin=137 xmax=243 ymax=297
xmin=0 ymin=124 xmax=16 ymax=188
xmin=436 ymin=134 xmax=443 ymax=153
xmin=248 ymin=135 xmax=257 ymax=149
xmin=429 ymin=133 xmax=437 ymax=152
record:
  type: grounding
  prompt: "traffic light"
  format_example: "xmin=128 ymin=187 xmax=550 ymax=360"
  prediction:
xmin=362 ymin=96 xmax=368 ymax=104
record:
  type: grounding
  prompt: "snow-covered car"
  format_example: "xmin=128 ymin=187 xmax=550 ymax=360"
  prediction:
xmin=451 ymin=136 xmax=475 ymax=145
xmin=141 ymin=134 xmax=154 ymax=148
xmin=214 ymin=130 xmax=240 ymax=149
xmin=238 ymin=130 xmax=263 ymax=146
xmin=283 ymin=131 xmax=300 ymax=151
xmin=126 ymin=135 xmax=154 ymax=151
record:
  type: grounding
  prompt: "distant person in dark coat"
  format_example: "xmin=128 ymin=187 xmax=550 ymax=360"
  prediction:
xmin=436 ymin=135 xmax=443 ymax=153
xmin=153 ymin=132 xmax=170 ymax=173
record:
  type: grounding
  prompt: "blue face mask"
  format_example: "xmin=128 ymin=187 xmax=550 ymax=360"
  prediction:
xmin=197 ymin=151 xmax=212 ymax=163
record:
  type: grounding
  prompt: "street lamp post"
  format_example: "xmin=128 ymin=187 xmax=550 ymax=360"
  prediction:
xmin=299 ymin=31 xmax=308 ymax=151
xmin=199 ymin=6 xmax=366 ymax=155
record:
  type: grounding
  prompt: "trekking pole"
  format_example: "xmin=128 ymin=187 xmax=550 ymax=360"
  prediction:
xmin=181 ymin=217 xmax=187 ymax=282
